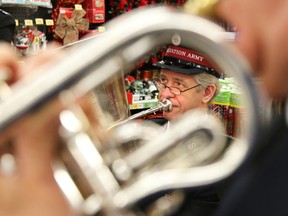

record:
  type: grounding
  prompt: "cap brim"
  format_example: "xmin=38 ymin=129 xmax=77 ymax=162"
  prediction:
xmin=154 ymin=61 xmax=207 ymax=76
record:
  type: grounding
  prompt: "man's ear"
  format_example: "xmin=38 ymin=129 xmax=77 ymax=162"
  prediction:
xmin=202 ymin=84 xmax=217 ymax=104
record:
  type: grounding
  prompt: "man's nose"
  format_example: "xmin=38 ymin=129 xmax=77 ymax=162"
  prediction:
xmin=160 ymin=86 xmax=174 ymax=98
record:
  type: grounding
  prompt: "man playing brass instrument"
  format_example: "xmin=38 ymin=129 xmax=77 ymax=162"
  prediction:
xmin=146 ymin=35 xmax=222 ymax=215
xmin=153 ymin=38 xmax=221 ymax=124
xmin=1 ymin=0 xmax=288 ymax=214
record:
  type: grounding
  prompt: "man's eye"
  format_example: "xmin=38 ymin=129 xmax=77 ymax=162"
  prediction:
xmin=174 ymin=81 xmax=185 ymax=88
xmin=159 ymin=77 xmax=167 ymax=83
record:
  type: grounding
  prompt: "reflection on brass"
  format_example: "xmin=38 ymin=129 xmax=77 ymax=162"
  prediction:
xmin=91 ymin=71 xmax=131 ymax=125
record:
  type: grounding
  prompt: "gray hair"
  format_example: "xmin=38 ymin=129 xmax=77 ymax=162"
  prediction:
xmin=194 ymin=73 xmax=221 ymax=102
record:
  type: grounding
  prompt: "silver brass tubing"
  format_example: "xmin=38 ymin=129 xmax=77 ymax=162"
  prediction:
xmin=110 ymin=99 xmax=172 ymax=128
xmin=127 ymin=98 xmax=172 ymax=120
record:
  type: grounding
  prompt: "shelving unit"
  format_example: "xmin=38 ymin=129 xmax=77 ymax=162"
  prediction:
xmin=129 ymin=98 xmax=159 ymax=110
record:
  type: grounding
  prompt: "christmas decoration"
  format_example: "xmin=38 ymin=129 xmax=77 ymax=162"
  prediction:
xmin=55 ymin=8 xmax=89 ymax=45
xmin=107 ymin=0 xmax=187 ymax=20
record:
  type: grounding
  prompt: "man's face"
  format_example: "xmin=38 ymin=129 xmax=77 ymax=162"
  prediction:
xmin=158 ymin=69 xmax=206 ymax=121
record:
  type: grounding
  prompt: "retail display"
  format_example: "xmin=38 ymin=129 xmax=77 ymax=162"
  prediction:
xmin=0 ymin=0 xmax=52 ymax=8
xmin=212 ymin=78 xmax=243 ymax=137
xmin=0 ymin=0 xmax=241 ymax=135
xmin=14 ymin=24 xmax=47 ymax=55
xmin=125 ymin=70 xmax=159 ymax=105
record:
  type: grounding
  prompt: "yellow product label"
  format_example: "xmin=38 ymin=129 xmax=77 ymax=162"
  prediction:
xmin=35 ymin=18 xmax=44 ymax=25
xmin=24 ymin=19 xmax=33 ymax=26
xmin=75 ymin=4 xmax=83 ymax=10
xmin=45 ymin=19 xmax=54 ymax=26
xmin=98 ymin=26 xmax=105 ymax=32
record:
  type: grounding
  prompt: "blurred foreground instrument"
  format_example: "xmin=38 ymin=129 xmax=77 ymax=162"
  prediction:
xmin=0 ymin=5 xmax=264 ymax=216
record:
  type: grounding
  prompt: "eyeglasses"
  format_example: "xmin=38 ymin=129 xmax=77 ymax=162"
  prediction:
xmin=154 ymin=81 xmax=201 ymax=96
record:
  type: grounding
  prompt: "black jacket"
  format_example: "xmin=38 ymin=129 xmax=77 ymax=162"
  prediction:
xmin=144 ymin=117 xmax=221 ymax=216
xmin=214 ymin=114 xmax=288 ymax=216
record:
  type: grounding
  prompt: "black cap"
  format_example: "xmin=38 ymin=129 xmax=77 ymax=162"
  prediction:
xmin=154 ymin=45 xmax=220 ymax=78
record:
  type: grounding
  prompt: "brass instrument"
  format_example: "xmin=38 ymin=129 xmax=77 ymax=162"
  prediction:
xmin=123 ymin=99 xmax=172 ymax=121
xmin=111 ymin=99 xmax=172 ymax=128
xmin=0 ymin=5 xmax=265 ymax=216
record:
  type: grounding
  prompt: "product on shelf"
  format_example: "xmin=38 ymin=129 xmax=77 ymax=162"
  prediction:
xmin=211 ymin=77 xmax=243 ymax=138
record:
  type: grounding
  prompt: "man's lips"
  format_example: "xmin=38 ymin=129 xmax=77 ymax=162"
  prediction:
xmin=164 ymin=104 xmax=178 ymax=112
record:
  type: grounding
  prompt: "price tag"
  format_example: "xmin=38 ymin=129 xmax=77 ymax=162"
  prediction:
xmin=24 ymin=19 xmax=33 ymax=26
xmin=75 ymin=4 xmax=83 ymax=10
xmin=45 ymin=19 xmax=54 ymax=26
xmin=98 ymin=26 xmax=105 ymax=32
xmin=95 ymin=0 xmax=103 ymax=7
xmin=35 ymin=18 xmax=44 ymax=25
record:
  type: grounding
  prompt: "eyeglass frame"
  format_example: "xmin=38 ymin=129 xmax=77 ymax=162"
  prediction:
xmin=153 ymin=80 xmax=202 ymax=96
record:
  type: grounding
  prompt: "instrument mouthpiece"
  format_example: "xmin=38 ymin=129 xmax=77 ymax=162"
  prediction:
xmin=159 ymin=99 xmax=172 ymax=112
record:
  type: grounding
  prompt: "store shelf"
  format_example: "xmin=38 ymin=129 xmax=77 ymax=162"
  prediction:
xmin=129 ymin=98 xmax=159 ymax=110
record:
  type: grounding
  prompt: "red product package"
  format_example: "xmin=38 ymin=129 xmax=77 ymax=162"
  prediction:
xmin=84 ymin=0 xmax=105 ymax=23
